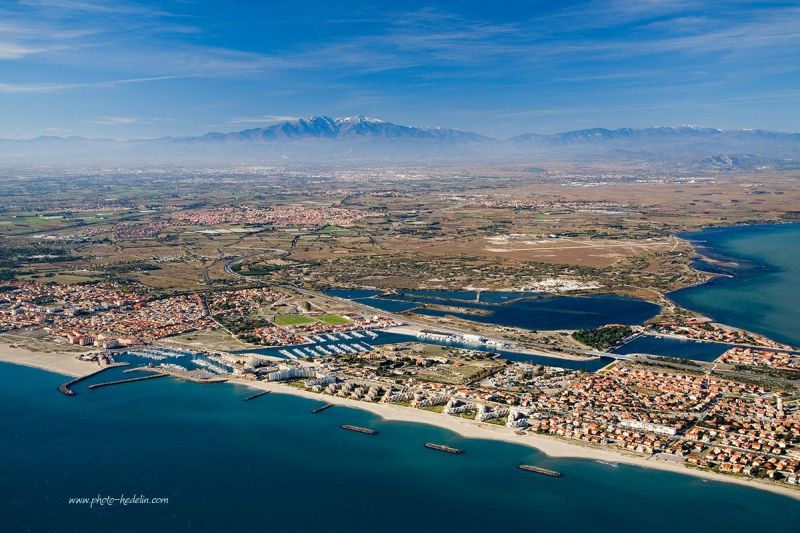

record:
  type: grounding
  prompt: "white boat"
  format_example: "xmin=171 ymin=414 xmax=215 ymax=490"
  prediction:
xmin=340 ymin=332 xmax=352 ymax=340
xmin=325 ymin=334 xmax=338 ymax=341
xmin=351 ymin=331 xmax=365 ymax=338
xmin=278 ymin=349 xmax=293 ymax=358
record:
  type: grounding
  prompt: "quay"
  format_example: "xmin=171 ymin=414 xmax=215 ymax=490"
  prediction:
xmin=139 ymin=366 xmax=228 ymax=384
xmin=58 ymin=363 xmax=129 ymax=396
xmin=311 ymin=403 xmax=334 ymax=414
xmin=424 ymin=443 xmax=464 ymax=455
xmin=340 ymin=424 xmax=378 ymax=435
xmin=87 ymin=374 xmax=167 ymax=389
xmin=244 ymin=390 xmax=271 ymax=401
xmin=518 ymin=464 xmax=562 ymax=477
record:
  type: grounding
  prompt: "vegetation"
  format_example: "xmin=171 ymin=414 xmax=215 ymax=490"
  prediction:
xmin=319 ymin=314 xmax=349 ymax=326
xmin=274 ymin=314 xmax=315 ymax=326
xmin=572 ymin=326 xmax=633 ymax=349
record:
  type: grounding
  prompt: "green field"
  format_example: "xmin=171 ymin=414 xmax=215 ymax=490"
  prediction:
xmin=319 ymin=314 xmax=349 ymax=326
xmin=274 ymin=314 xmax=316 ymax=326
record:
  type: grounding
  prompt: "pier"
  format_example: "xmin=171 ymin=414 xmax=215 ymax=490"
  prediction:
xmin=424 ymin=443 xmax=464 ymax=454
xmin=340 ymin=424 xmax=378 ymax=435
xmin=311 ymin=403 xmax=334 ymax=414
xmin=243 ymin=390 xmax=271 ymax=401
xmin=58 ymin=363 xmax=129 ymax=396
xmin=87 ymin=374 xmax=167 ymax=389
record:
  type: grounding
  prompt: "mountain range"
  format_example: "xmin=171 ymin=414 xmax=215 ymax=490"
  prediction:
xmin=2 ymin=115 xmax=798 ymax=169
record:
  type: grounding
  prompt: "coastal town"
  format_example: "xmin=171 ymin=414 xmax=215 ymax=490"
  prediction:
xmin=0 ymin=166 xmax=798 ymax=503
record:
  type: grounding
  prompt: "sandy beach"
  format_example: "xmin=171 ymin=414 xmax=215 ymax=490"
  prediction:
xmin=0 ymin=341 xmax=97 ymax=378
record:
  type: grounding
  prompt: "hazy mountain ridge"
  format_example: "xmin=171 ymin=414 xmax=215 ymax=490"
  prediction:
xmin=1 ymin=116 xmax=798 ymax=168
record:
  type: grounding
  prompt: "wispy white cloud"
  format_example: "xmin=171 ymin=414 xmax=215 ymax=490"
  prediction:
xmin=227 ymin=115 xmax=299 ymax=125
xmin=0 ymin=41 xmax=47 ymax=59
xmin=0 ymin=75 xmax=181 ymax=93
xmin=19 ymin=0 xmax=171 ymax=17
xmin=86 ymin=115 xmax=166 ymax=125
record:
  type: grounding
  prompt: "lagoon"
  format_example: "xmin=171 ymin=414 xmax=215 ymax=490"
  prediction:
xmin=327 ymin=289 xmax=661 ymax=331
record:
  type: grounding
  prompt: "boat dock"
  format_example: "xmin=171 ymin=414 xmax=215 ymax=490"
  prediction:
xmin=139 ymin=366 xmax=228 ymax=384
xmin=518 ymin=464 xmax=562 ymax=477
xmin=340 ymin=424 xmax=378 ymax=435
xmin=243 ymin=390 xmax=271 ymax=401
xmin=311 ymin=403 xmax=334 ymax=414
xmin=87 ymin=374 xmax=167 ymax=389
xmin=58 ymin=363 xmax=129 ymax=396
xmin=424 ymin=443 xmax=464 ymax=454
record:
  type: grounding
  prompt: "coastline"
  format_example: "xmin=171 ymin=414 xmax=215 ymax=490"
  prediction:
xmin=1 ymin=349 xmax=798 ymax=502
xmin=0 ymin=341 xmax=97 ymax=377
xmin=227 ymin=377 xmax=800 ymax=502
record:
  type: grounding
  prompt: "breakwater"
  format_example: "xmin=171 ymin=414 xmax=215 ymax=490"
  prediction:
xmin=518 ymin=464 xmax=562 ymax=477
xmin=340 ymin=424 xmax=378 ymax=435
xmin=424 ymin=443 xmax=464 ymax=454
xmin=87 ymin=374 xmax=167 ymax=389
xmin=58 ymin=363 xmax=129 ymax=396
xmin=243 ymin=390 xmax=271 ymax=401
xmin=311 ymin=403 xmax=334 ymax=414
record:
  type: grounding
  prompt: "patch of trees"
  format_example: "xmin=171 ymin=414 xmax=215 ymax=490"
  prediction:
xmin=572 ymin=326 xmax=633 ymax=349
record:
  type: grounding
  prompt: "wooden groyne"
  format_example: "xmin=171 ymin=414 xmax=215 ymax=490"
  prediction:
xmin=311 ymin=403 xmax=334 ymax=414
xmin=58 ymin=363 xmax=129 ymax=396
xmin=518 ymin=464 xmax=562 ymax=477
xmin=244 ymin=390 xmax=271 ymax=401
xmin=88 ymin=374 xmax=167 ymax=390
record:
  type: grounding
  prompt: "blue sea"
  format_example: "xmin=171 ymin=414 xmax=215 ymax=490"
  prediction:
xmin=2 ymin=362 xmax=799 ymax=533
xmin=670 ymin=223 xmax=800 ymax=347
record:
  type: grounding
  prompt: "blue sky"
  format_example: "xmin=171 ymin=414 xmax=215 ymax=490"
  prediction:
xmin=1 ymin=0 xmax=798 ymax=139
